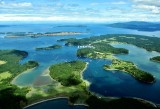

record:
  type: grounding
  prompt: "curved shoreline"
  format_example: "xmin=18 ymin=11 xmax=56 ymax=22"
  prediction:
xmin=24 ymin=97 xmax=88 ymax=109
xmin=11 ymin=67 xmax=36 ymax=86
xmin=24 ymin=95 xmax=159 ymax=109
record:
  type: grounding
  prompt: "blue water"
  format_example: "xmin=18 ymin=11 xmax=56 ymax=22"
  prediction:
xmin=0 ymin=23 xmax=160 ymax=104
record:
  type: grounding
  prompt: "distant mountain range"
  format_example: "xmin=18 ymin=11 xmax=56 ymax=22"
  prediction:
xmin=107 ymin=21 xmax=160 ymax=32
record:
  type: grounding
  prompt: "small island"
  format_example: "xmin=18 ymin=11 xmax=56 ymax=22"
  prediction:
xmin=150 ymin=56 xmax=160 ymax=63
xmin=36 ymin=45 xmax=62 ymax=50
xmin=104 ymin=59 xmax=155 ymax=83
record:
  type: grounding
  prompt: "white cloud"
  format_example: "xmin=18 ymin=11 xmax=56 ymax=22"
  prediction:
xmin=131 ymin=0 xmax=160 ymax=14
xmin=91 ymin=1 xmax=126 ymax=6
xmin=133 ymin=5 xmax=160 ymax=14
xmin=0 ymin=2 xmax=32 ymax=7
xmin=0 ymin=13 xmax=159 ymax=22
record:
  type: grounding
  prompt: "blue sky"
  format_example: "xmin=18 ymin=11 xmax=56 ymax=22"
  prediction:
xmin=0 ymin=0 xmax=159 ymax=22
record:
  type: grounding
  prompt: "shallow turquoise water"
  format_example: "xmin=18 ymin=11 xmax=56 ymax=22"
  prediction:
xmin=0 ymin=23 xmax=160 ymax=104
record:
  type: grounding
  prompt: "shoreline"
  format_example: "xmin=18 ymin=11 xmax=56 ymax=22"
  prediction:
xmin=11 ymin=67 xmax=36 ymax=86
xmin=23 ymin=62 xmax=159 ymax=108
xmin=105 ymin=67 xmax=155 ymax=84
xmin=24 ymin=95 xmax=159 ymax=109
xmin=81 ymin=62 xmax=91 ymax=87
xmin=24 ymin=97 xmax=88 ymax=109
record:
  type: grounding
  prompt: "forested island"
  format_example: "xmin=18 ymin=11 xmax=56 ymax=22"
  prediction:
xmin=107 ymin=21 xmax=160 ymax=31
xmin=150 ymin=56 xmax=160 ymax=63
xmin=0 ymin=50 xmax=39 ymax=109
xmin=36 ymin=44 xmax=62 ymax=50
xmin=104 ymin=59 xmax=155 ymax=83
xmin=5 ymin=32 xmax=83 ymax=38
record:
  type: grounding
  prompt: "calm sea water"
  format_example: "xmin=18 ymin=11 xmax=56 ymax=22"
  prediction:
xmin=0 ymin=23 xmax=160 ymax=105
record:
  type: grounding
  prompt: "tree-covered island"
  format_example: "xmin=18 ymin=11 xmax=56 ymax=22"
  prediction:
xmin=150 ymin=56 xmax=160 ymax=63
xmin=104 ymin=59 xmax=155 ymax=83
xmin=36 ymin=44 xmax=62 ymax=50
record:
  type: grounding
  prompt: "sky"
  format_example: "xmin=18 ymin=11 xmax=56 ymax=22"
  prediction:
xmin=0 ymin=0 xmax=160 ymax=22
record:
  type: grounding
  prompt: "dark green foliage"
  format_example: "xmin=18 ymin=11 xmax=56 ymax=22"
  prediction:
xmin=49 ymin=61 xmax=86 ymax=86
xmin=92 ymin=42 xmax=128 ymax=54
xmin=69 ymin=92 xmax=80 ymax=104
xmin=0 ymin=86 xmax=28 ymax=109
xmin=36 ymin=44 xmax=62 ymax=50
xmin=127 ymin=67 xmax=155 ymax=83
xmin=86 ymin=95 xmax=157 ymax=109
xmin=23 ymin=61 xmax=39 ymax=69
xmin=150 ymin=56 xmax=160 ymax=62
xmin=105 ymin=59 xmax=155 ymax=83
xmin=77 ymin=48 xmax=95 ymax=57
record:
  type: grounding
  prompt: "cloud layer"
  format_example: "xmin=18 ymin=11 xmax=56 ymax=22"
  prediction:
xmin=0 ymin=0 xmax=159 ymax=22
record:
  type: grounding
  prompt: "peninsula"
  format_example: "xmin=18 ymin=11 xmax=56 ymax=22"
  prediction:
xmin=0 ymin=50 xmax=39 ymax=109
xmin=104 ymin=59 xmax=155 ymax=83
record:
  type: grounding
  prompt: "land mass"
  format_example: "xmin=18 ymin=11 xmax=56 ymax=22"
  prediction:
xmin=104 ymin=59 xmax=155 ymax=83
xmin=5 ymin=32 xmax=83 ymax=38
xmin=150 ymin=56 xmax=160 ymax=63
xmin=0 ymin=50 xmax=39 ymax=109
xmin=36 ymin=44 xmax=62 ymax=50
xmin=56 ymin=25 xmax=87 ymax=28
xmin=27 ymin=60 xmax=158 ymax=109
xmin=58 ymin=34 xmax=158 ymax=83
xmin=107 ymin=21 xmax=160 ymax=32
xmin=60 ymin=34 xmax=160 ymax=52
